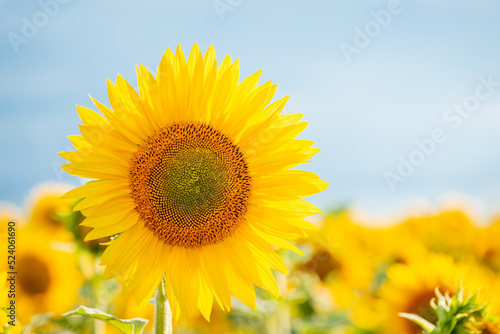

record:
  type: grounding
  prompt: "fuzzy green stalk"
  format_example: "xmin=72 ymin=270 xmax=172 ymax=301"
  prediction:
xmin=154 ymin=277 xmax=172 ymax=334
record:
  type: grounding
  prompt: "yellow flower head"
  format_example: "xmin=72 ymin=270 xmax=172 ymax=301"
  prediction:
xmin=396 ymin=209 xmax=478 ymax=258
xmin=298 ymin=212 xmax=378 ymax=307
xmin=60 ymin=44 xmax=327 ymax=321
xmin=378 ymin=253 xmax=497 ymax=334
xmin=1 ymin=228 xmax=83 ymax=324
xmin=26 ymin=183 xmax=75 ymax=235
xmin=472 ymin=216 xmax=500 ymax=272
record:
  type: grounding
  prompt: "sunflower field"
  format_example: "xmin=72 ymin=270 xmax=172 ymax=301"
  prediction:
xmin=2 ymin=181 xmax=500 ymax=333
xmin=2 ymin=2 xmax=500 ymax=333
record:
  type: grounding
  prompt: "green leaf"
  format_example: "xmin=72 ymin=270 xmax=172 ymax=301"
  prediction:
xmin=399 ymin=313 xmax=436 ymax=333
xmin=21 ymin=313 xmax=53 ymax=334
xmin=63 ymin=306 xmax=147 ymax=334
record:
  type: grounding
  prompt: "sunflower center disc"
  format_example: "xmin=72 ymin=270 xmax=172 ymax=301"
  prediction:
xmin=130 ymin=122 xmax=251 ymax=247
xmin=18 ymin=255 xmax=51 ymax=295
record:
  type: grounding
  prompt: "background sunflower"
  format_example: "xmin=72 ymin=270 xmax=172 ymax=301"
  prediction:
xmin=378 ymin=254 xmax=498 ymax=334
xmin=1 ymin=227 xmax=83 ymax=324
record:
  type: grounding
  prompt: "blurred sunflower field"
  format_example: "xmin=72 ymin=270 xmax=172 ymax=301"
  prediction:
xmin=2 ymin=183 xmax=500 ymax=333
xmin=2 ymin=2 xmax=500 ymax=334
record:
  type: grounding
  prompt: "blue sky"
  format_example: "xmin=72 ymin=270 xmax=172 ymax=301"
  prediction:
xmin=1 ymin=0 xmax=500 ymax=220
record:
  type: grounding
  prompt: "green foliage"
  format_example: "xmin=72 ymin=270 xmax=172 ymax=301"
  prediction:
xmin=20 ymin=314 xmax=53 ymax=334
xmin=400 ymin=288 xmax=498 ymax=334
xmin=62 ymin=306 xmax=148 ymax=334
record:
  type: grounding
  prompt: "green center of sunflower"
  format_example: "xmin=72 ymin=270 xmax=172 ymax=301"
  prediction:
xmin=130 ymin=122 xmax=251 ymax=247
xmin=152 ymin=147 xmax=228 ymax=227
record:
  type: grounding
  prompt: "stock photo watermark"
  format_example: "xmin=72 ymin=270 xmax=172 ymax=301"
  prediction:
xmin=339 ymin=0 xmax=413 ymax=64
xmin=6 ymin=221 xmax=17 ymax=327
xmin=213 ymin=0 xmax=243 ymax=21
xmin=384 ymin=74 xmax=500 ymax=192
xmin=7 ymin=0 xmax=71 ymax=54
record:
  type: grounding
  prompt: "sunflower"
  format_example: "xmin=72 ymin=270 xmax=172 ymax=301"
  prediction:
xmin=472 ymin=216 xmax=500 ymax=272
xmin=26 ymin=183 xmax=75 ymax=240
xmin=395 ymin=209 xmax=478 ymax=259
xmin=377 ymin=253 xmax=497 ymax=334
xmin=298 ymin=211 xmax=387 ymax=332
xmin=60 ymin=44 xmax=327 ymax=321
xmin=1 ymin=228 xmax=83 ymax=324
xmin=297 ymin=212 xmax=380 ymax=308
xmin=381 ymin=226 xmax=429 ymax=264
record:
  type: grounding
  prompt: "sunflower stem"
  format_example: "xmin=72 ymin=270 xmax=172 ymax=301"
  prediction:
xmin=154 ymin=277 xmax=172 ymax=334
